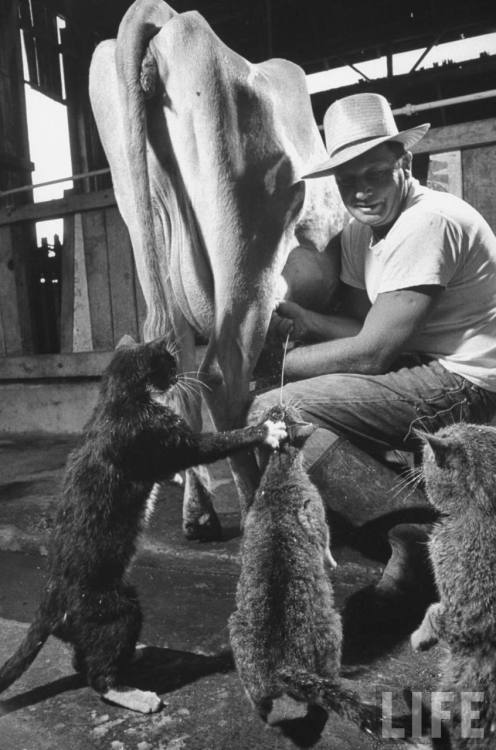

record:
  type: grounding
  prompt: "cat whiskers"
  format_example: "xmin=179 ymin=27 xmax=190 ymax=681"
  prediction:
xmin=174 ymin=379 xmax=205 ymax=401
xmin=177 ymin=373 xmax=212 ymax=394
xmin=166 ymin=340 xmax=180 ymax=359
xmin=389 ymin=465 xmax=424 ymax=500
xmin=285 ymin=395 xmax=304 ymax=411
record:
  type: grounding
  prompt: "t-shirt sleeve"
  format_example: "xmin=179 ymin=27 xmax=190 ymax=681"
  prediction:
xmin=376 ymin=210 xmax=462 ymax=293
xmin=340 ymin=221 xmax=366 ymax=289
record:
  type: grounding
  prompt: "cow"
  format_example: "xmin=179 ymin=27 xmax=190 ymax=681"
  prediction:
xmin=89 ymin=0 xmax=344 ymax=540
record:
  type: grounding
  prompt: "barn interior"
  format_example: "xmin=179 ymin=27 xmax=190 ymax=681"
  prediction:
xmin=0 ymin=0 xmax=495 ymax=427
xmin=0 ymin=2 xmax=496 ymax=747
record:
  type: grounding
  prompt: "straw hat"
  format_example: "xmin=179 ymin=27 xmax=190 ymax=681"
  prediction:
xmin=303 ymin=93 xmax=430 ymax=179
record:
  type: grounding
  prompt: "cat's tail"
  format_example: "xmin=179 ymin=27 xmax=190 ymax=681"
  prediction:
xmin=277 ymin=667 xmax=382 ymax=735
xmin=0 ymin=610 xmax=52 ymax=694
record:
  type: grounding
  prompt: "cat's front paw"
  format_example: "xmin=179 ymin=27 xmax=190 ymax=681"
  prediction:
xmin=263 ymin=420 xmax=287 ymax=449
xmin=410 ymin=627 xmax=437 ymax=652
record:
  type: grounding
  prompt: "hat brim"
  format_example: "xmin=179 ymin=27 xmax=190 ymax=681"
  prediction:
xmin=301 ymin=123 xmax=430 ymax=179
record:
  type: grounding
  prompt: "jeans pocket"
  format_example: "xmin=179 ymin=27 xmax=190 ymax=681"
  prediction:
xmin=422 ymin=381 xmax=465 ymax=406
xmin=410 ymin=379 xmax=496 ymax=440
xmin=406 ymin=383 xmax=470 ymax=442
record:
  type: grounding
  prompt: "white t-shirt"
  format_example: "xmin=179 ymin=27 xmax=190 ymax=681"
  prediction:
xmin=341 ymin=178 xmax=496 ymax=392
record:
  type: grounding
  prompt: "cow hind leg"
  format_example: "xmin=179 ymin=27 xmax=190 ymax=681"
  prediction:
xmin=182 ymin=466 xmax=222 ymax=541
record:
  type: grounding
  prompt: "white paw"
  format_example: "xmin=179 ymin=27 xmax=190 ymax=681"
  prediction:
xmin=325 ymin=547 xmax=338 ymax=569
xmin=410 ymin=629 xmax=422 ymax=652
xmin=410 ymin=629 xmax=435 ymax=652
xmin=263 ymin=420 xmax=287 ymax=449
xmin=102 ymin=687 xmax=163 ymax=713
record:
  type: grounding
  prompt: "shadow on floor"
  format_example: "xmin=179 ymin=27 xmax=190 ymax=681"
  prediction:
xmin=273 ymin=705 xmax=329 ymax=748
xmin=0 ymin=645 xmax=235 ymax=716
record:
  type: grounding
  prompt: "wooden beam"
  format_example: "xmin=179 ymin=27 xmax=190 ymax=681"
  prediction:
xmin=105 ymin=205 xmax=140 ymax=343
xmin=412 ymin=118 xmax=496 ymax=155
xmin=0 ymin=351 xmax=113 ymax=380
xmin=0 ymin=346 xmax=209 ymax=380
xmin=0 ymin=189 xmax=116 ymax=226
xmin=0 ymin=226 xmax=26 ymax=355
xmin=59 ymin=213 xmax=75 ymax=353
xmin=82 ymin=209 xmax=113 ymax=350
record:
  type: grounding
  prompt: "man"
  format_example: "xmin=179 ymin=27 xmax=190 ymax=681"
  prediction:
xmin=251 ymin=92 xmax=496 ymax=617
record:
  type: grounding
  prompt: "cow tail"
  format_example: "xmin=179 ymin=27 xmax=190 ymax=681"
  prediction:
xmin=0 ymin=610 xmax=51 ymax=694
xmin=115 ymin=1 xmax=176 ymax=342
xmin=277 ymin=667 xmax=382 ymax=736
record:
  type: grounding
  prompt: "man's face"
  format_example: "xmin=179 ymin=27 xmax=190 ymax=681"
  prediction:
xmin=334 ymin=143 xmax=412 ymax=228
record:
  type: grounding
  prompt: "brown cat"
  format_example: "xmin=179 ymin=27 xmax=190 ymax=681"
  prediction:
xmin=411 ymin=422 xmax=496 ymax=748
xmin=0 ymin=337 xmax=286 ymax=713
xmin=228 ymin=404 xmax=378 ymax=733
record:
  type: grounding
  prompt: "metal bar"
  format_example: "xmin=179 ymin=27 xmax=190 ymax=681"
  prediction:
xmin=318 ymin=91 xmax=496 ymax=132
xmin=408 ymin=34 xmax=443 ymax=74
xmin=0 ymin=167 xmax=111 ymax=199
xmin=393 ymin=89 xmax=496 ymax=116
xmin=386 ymin=49 xmax=393 ymax=78
xmin=345 ymin=61 xmax=372 ymax=82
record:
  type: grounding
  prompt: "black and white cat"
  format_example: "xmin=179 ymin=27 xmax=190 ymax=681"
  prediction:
xmin=0 ymin=337 xmax=286 ymax=713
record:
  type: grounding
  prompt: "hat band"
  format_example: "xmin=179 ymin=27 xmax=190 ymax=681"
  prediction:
xmin=329 ymin=132 xmax=395 ymax=159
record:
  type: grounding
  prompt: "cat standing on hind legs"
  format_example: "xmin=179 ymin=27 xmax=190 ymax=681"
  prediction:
xmin=0 ymin=337 xmax=286 ymax=713
xmin=411 ymin=423 xmax=496 ymax=748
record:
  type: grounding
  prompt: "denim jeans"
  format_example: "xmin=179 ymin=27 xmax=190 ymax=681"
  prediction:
xmin=249 ymin=357 xmax=496 ymax=523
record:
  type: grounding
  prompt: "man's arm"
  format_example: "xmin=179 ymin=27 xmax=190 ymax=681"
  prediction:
xmin=273 ymin=283 xmax=370 ymax=342
xmin=283 ymin=285 xmax=443 ymax=380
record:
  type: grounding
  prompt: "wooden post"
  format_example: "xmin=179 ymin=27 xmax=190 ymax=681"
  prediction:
xmin=0 ymin=0 xmax=36 ymax=353
xmin=105 ymin=205 xmax=141 ymax=344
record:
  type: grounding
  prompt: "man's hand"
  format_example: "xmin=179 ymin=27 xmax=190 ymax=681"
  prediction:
xmin=268 ymin=311 xmax=294 ymax=341
xmin=270 ymin=301 xmax=312 ymax=342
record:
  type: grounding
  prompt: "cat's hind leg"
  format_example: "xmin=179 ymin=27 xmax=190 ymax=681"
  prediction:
xmin=411 ymin=602 xmax=443 ymax=652
xmin=250 ymin=695 xmax=273 ymax=722
xmin=72 ymin=647 xmax=87 ymax=676
xmin=77 ymin=586 xmax=162 ymax=713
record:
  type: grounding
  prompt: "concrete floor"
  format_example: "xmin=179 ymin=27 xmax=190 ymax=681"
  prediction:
xmin=0 ymin=434 xmax=439 ymax=750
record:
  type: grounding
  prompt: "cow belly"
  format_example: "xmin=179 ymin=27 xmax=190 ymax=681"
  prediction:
xmin=147 ymin=147 xmax=214 ymax=337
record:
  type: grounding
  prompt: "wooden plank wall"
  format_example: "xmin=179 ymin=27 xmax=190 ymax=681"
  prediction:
xmin=0 ymin=0 xmax=36 ymax=356
xmin=0 ymin=191 xmax=147 ymax=356
xmin=0 ymin=224 xmax=36 ymax=355
xmin=462 ymin=145 xmax=496 ymax=234
xmin=413 ymin=116 xmax=496 ymax=234
xmin=0 ymin=227 xmax=24 ymax=354
xmin=62 ymin=205 xmax=146 ymax=351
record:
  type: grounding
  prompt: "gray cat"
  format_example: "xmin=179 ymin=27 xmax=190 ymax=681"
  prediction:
xmin=411 ymin=422 xmax=496 ymax=748
xmin=228 ymin=404 xmax=378 ymax=733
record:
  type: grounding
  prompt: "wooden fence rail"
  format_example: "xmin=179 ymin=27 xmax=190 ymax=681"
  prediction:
xmin=0 ymin=189 xmax=145 ymax=357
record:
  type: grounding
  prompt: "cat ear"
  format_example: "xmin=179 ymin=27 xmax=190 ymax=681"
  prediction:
xmin=115 ymin=334 xmax=137 ymax=350
xmin=416 ymin=430 xmax=453 ymax=468
xmin=289 ymin=421 xmax=317 ymax=447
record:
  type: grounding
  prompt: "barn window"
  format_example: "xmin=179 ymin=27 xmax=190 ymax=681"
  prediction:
xmin=18 ymin=0 xmax=65 ymax=102
xmin=18 ymin=4 xmax=73 ymax=352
